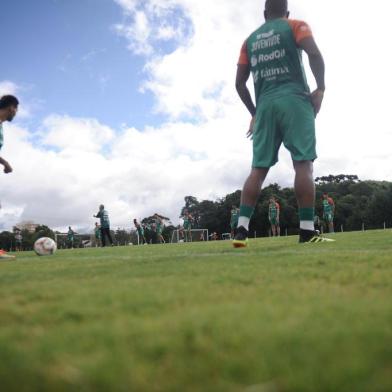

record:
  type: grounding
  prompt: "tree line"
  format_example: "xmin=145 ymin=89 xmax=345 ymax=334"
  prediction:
xmin=178 ymin=175 xmax=392 ymax=237
xmin=2 ymin=175 xmax=391 ymax=249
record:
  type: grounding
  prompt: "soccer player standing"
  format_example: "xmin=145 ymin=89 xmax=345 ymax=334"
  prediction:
xmin=233 ymin=0 xmax=333 ymax=247
xmin=133 ymin=219 xmax=147 ymax=245
xmin=268 ymin=197 xmax=280 ymax=237
xmin=67 ymin=226 xmax=76 ymax=249
xmin=0 ymin=95 xmax=18 ymax=176
xmin=0 ymin=95 xmax=18 ymax=259
xmin=94 ymin=222 xmax=101 ymax=247
xmin=94 ymin=205 xmax=114 ymax=247
xmin=322 ymin=193 xmax=335 ymax=233
xmin=230 ymin=205 xmax=240 ymax=239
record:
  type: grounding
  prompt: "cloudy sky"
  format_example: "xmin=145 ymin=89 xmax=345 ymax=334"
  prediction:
xmin=1 ymin=0 xmax=391 ymax=233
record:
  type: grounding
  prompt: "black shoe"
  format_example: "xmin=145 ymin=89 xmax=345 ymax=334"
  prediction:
xmin=299 ymin=229 xmax=335 ymax=243
xmin=233 ymin=226 xmax=249 ymax=248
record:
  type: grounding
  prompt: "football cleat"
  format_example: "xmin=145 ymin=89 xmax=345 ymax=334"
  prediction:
xmin=233 ymin=226 xmax=249 ymax=248
xmin=299 ymin=229 xmax=335 ymax=243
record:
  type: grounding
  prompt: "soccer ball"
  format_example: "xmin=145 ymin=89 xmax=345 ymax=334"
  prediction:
xmin=34 ymin=237 xmax=57 ymax=256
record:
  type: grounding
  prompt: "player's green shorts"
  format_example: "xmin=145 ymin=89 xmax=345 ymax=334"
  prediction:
xmin=269 ymin=217 xmax=279 ymax=225
xmin=230 ymin=220 xmax=238 ymax=230
xmin=324 ymin=213 xmax=334 ymax=223
xmin=183 ymin=223 xmax=191 ymax=230
xmin=252 ymin=94 xmax=317 ymax=168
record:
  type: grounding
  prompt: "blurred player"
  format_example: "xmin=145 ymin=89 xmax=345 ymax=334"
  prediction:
xmin=268 ymin=197 xmax=280 ymax=237
xmin=182 ymin=210 xmax=193 ymax=242
xmin=322 ymin=193 xmax=335 ymax=233
xmin=153 ymin=214 xmax=165 ymax=244
xmin=94 ymin=204 xmax=114 ymax=247
xmin=0 ymin=95 xmax=18 ymax=176
xmin=67 ymin=226 xmax=76 ymax=249
xmin=94 ymin=222 xmax=101 ymax=247
xmin=134 ymin=219 xmax=147 ymax=245
xmin=230 ymin=205 xmax=239 ymax=239
xmin=0 ymin=95 xmax=18 ymax=260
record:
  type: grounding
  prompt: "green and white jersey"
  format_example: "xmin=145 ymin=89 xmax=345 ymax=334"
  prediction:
xmin=67 ymin=229 xmax=74 ymax=241
xmin=230 ymin=209 xmax=239 ymax=225
xmin=97 ymin=209 xmax=110 ymax=229
xmin=239 ymin=18 xmax=314 ymax=103
xmin=94 ymin=227 xmax=101 ymax=239
xmin=323 ymin=198 xmax=334 ymax=214
xmin=183 ymin=216 xmax=192 ymax=230
xmin=269 ymin=202 xmax=279 ymax=218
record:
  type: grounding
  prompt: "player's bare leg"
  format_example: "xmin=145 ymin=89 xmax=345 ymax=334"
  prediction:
xmin=293 ymin=161 xmax=315 ymax=209
xmin=240 ymin=168 xmax=269 ymax=207
xmin=233 ymin=168 xmax=269 ymax=248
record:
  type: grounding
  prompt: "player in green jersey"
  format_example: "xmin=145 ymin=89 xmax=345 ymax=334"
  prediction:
xmin=0 ymin=95 xmax=18 ymax=260
xmin=153 ymin=214 xmax=166 ymax=244
xmin=133 ymin=219 xmax=146 ymax=245
xmin=94 ymin=222 xmax=101 ymax=247
xmin=322 ymin=193 xmax=335 ymax=233
xmin=67 ymin=226 xmax=76 ymax=248
xmin=181 ymin=210 xmax=193 ymax=242
xmin=233 ymin=0 xmax=333 ymax=247
xmin=230 ymin=205 xmax=239 ymax=239
xmin=94 ymin=204 xmax=114 ymax=247
xmin=268 ymin=197 xmax=280 ymax=237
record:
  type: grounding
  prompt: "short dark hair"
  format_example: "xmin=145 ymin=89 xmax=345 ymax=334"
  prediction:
xmin=265 ymin=0 xmax=288 ymax=17
xmin=0 ymin=95 xmax=19 ymax=109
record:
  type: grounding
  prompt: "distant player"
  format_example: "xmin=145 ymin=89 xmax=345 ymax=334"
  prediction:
xmin=14 ymin=229 xmax=23 ymax=251
xmin=94 ymin=204 xmax=114 ymax=247
xmin=94 ymin=222 xmax=101 ymax=247
xmin=322 ymin=193 xmax=335 ymax=233
xmin=67 ymin=226 xmax=76 ymax=248
xmin=182 ymin=210 xmax=193 ymax=242
xmin=233 ymin=0 xmax=333 ymax=247
xmin=134 ymin=219 xmax=147 ymax=245
xmin=153 ymin=214 xmax=166 ymax=244
xmin=268 ymin=197 xmax=280 ymax=236
xmin=0 ymin=95 xmax=18 ymax=259
xmin=230 ymin=206 xmax=239 ymax=239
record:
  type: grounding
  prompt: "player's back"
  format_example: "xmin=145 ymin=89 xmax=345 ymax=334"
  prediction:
xmin=243 ymin=18 xmax=312 ymax=102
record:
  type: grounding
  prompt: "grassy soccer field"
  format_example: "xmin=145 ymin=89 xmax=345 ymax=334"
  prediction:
xmin=0 ymin=231 xmax=391 ymax=392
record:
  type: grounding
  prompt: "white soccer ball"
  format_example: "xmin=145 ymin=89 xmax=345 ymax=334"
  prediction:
xmin=34 ymin=237 xmax=57 ymax=256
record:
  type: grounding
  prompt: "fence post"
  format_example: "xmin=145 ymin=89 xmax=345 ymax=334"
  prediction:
xmin=341 ymin=224 xmax=343 ymax=232
xmin=362 ymin=223 xmax=365 ymax=232
xmin=384 ymin=222 xmax=386 ymax=230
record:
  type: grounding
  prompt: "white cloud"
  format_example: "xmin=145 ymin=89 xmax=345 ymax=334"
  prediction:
xmin=42 ymin=115 xmax=115 ymax=153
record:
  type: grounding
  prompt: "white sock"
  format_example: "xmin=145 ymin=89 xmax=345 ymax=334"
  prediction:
xmin=238 ymin=217 xmax=250 ymax=231
xmin=300 ymin=220 xmax=314 ymax=231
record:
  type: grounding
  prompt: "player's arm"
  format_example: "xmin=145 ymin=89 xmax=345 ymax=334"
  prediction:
xmin=0 ymin=156 xmax=13 ymax=173
xmin=236 ymin=41 xmax=256 ymax=137
xmin=235 ymin=64 xmax=255 ymax=117
xmin=298 ymin=36 xmax=325 ymax=116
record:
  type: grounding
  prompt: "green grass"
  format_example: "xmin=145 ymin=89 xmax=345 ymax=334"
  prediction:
xmin=0 ymin=230 xmax=391 ymax=392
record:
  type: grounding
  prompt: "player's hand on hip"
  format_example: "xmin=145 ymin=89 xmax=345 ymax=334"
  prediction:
xmin=311 ymin=89 xmax=324 ymax=117
xmin=247 ymin=116 xmax=255 ymax=138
